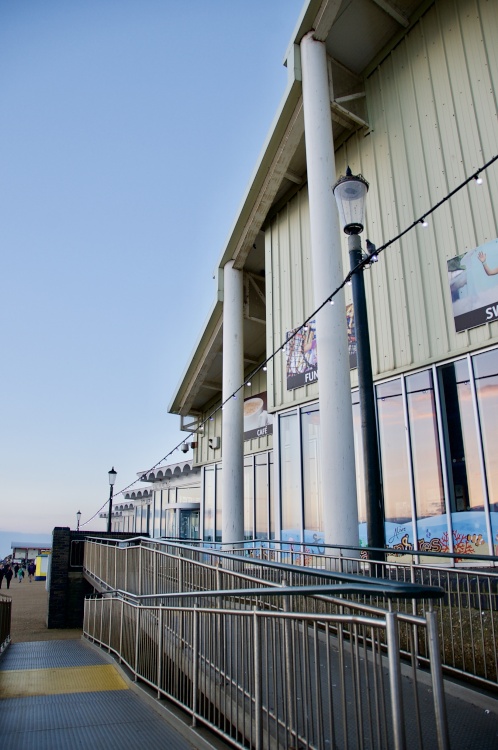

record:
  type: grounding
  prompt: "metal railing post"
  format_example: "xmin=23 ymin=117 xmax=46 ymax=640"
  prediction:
xmin=134 ymin=606 xmax=140 ymax=681
xmin=157 ymin=607 xmax=163 ymax=698
xmin=108 ymin=598 xmax=112 ymax=652
xmin=192 ymin=605 xmax=198 ymax=728
xmin=385 ymin=612 xmax=406 ymax=750
xmin=119 ymin=599 xmax=124 ymax=663
xmin=138 ymin=547 xmax=142 ymax=596
xmin=178 ymin=557 xmax=184 ymax=593
xmin=253 ymin=607 xmax=262 ymax=750
xmin=153 ymin=550 xmax=157 ymax=596
xmin=282 ymin=579 xmax=296 ymax=744
xmin=426 ymin=609 xmax=450 ymax=750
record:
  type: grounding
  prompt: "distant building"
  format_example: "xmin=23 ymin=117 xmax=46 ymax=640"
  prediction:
xmin=107 ymin=460 xmax=201 ymax=540
xmin=11 ymin=542 xmax=52 ymax=563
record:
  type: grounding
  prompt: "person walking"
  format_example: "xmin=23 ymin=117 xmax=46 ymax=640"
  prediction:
xmin=4 ymin=565 xmax=13 ymax=590
xmin=0 ymin=565 xmax=4 ymax=589
xmin=17 ymin=566 xmax=25 ymax=583
xmin=27 ymin=561 xmax=36 ymax=582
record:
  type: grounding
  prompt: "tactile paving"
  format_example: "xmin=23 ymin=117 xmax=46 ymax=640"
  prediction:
xmin=0 ymin=664 xmax=128 ymax=698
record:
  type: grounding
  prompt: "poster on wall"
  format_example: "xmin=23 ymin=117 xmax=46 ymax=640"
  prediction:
xmin=346 ymin=303 xmax=357 ymax=369
xmin=285 ymin=311 xmax=357 ymax=391
xmin=243 ymin=391 xmax=273 ymax=441
xmin=447 ymin=238 xmax=498 ymax=332
xmin=285 ymin=321 xmax=318 ymax=390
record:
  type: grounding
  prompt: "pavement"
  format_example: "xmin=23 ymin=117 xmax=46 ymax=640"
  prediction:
xmin=0 ymin=639 xmax=210 ymax=749
xmin=0 ymin=579 xmax=224 ymax=750
xmin=1 ymin=579 xmax=497 ymax=749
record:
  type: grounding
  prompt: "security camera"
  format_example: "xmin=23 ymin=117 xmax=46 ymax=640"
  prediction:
xmin=181 ymin=444 xmax=189 ymax=453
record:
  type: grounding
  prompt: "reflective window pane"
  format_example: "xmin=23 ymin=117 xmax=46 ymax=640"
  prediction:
xmin=376 ymin=379 xmax=412 ymax=525
xmin=406 ymin=370 xmax=445 ymax=519
xmin=352 ymin=392 xmax=366 ymax=525
xmin=302 ymin=409 xmax=322 ymax=533
xmin=244 ymin=460 xmax=254 ymax=540
xmin=204 ymin=468 xmax=215 ymax=542
xmin=269 ymin=452 xmax=275 ymax=540
xmin=255 ymin=454 xmax=268 ymax=539
xmin=279 ymin=412 xmax=301 ymax=539
xmin=473 ymin=349 xmax=498 ymax=512
xmin=439 ymin=360 xmax=482 ymax=511
xmin=215 ymin=466 xmax=223 ymax=542
xmin=153 ymin=490 xmax=161 ymax=537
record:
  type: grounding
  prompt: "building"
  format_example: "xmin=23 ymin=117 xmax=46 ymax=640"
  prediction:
xmin=161 ymin=0 xmax=498 ymax=560
xmin=109 ymin=460 xmax=201 ymax=540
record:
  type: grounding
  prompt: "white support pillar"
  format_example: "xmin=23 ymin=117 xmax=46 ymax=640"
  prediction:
xmin=221 ymin=260 xmax=244 ymax=545
xmin=300 ymin=32 xmax=359 ymax=551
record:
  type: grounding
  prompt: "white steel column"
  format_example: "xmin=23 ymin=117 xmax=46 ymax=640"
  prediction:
xmin=222 ymin=260 xmax=244 ymax=545
xmin=300 ymin=32 xmax=359 ymax=550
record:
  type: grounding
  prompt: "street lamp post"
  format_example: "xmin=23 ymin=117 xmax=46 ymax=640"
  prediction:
xmin=76 ymin=510 xmax=81 ymax=532
xmin=333 ymin=167 xmax=385 ymax=557
xmin=107 ymin=467 xmax=117 ymax=534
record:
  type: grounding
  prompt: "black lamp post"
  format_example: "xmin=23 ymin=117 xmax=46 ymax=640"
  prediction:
xmin=333 ymin=167 xmax=385 ymax=557
xmin=107 ymin=467 xmax=117 ymax=534
xmin=76 ymin=510 xmax=81 ymax=532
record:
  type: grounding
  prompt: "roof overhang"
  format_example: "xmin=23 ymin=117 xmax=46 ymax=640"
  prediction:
xmin=169 ymin=0 xmax=432 ymax=418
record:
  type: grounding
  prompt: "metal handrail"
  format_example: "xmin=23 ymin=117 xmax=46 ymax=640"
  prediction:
xmin=84 ymin=583 xmax=450 ymax=750
xmin=84 ymin=533 xmax=498 ymax=564
xmin=95 ymin=581 xmax=444 ymax=603
xmin=83 ymin=536 xmax=498 ymax=688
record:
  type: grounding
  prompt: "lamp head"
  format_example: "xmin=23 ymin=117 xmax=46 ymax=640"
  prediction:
xmin=108 ymin=467 xmax=117 ymax=486
xmin=333 ymin=166 xmax=369 ymax=235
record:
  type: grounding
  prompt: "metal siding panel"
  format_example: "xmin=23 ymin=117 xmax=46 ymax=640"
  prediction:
xmin=267 ymin=187 xmax=319 ymax=410
xmin=334 ymin=0 xmax=498 ymax=380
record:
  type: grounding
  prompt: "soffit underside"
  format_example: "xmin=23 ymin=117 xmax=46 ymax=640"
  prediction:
xmin=171 ymin=0 xmax=430 ymax=417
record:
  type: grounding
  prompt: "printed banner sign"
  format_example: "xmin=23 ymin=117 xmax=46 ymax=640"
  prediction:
xmin=448 ymin=238 xmax=498 ymax=332
xmin=285 ymin=310 xmax=357 ymax=391
xmin=243 ymin=391 xmax=273 ymax=441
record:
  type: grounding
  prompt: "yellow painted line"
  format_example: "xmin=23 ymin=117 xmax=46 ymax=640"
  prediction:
xmin=0 ymin=664 xmax=128 ymax=699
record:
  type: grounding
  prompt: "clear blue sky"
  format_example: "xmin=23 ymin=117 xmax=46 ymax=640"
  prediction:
xmin=0 ymin=0 xmax=304 ymax=540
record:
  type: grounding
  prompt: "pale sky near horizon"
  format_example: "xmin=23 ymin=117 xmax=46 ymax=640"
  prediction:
xmin=0 ymin=0 xmax=304 ymax=539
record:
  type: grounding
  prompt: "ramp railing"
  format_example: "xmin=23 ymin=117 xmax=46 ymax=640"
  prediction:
xmin=84 ymin=583 xmax=449 ymax=750
xmin=83 ymin=536 xmax=498 ymax=688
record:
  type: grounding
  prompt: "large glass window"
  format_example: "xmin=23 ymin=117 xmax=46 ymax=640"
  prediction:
xmin=406 ymin=371 xmax=445 ymax=520
xmin=160 ymin=490 xmax=168 ymax=536
xmin=352 ymin=392 xmax=366 ymax=525
xmin=244 ymin=460 xmax=254 ymax=540
xmin=204 ymin=468 xmax=215 ymax=542
xmin=215 ymin=465 xmax=223 ymax=542
xmin=302 ymin=409 xmax=322 ymax=533
xmin=376 ymin=379 xmax=412 ymax=532
xmin=153 ymin=490 xmax=161 ymax=538
xmin=269 ymin=452 xmax=275 ymax=539
xmin=439 ymin=360 xmax=482 ymax=512
xmin=473 ymin=349 xmax=498 ymax=512
xmin=165 ymin=508 xmax=175 ymax=538
xmin=255 ymin=454 xmax=269 ymax=539
xmin=280 ymin=412 xmax=301 ymax=540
